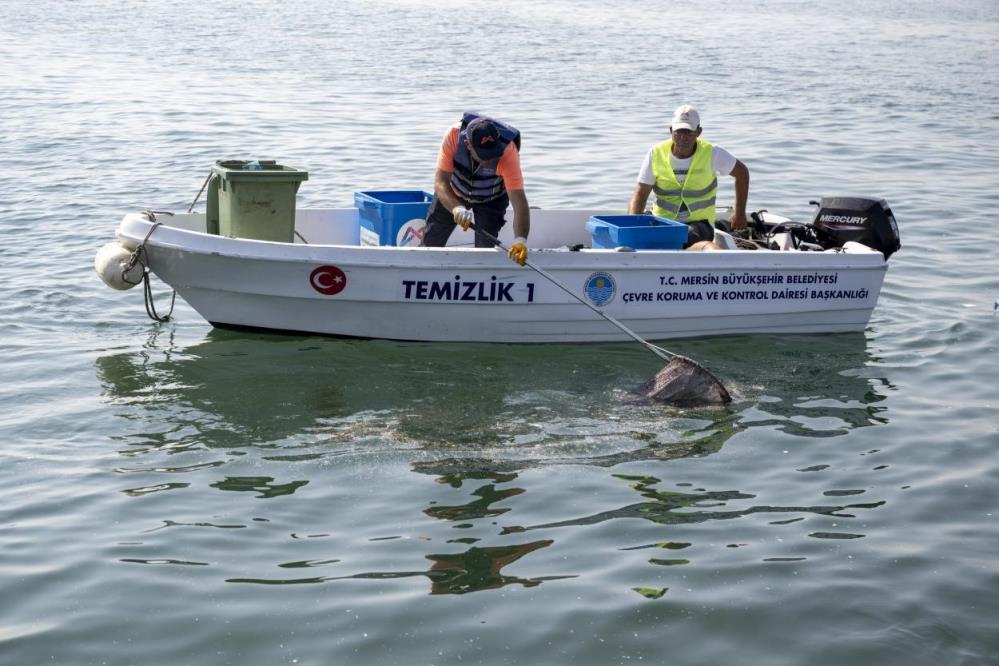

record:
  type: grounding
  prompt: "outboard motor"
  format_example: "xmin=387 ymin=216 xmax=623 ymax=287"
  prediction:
xmin=810 ymin=197 xmax=900 ymax=258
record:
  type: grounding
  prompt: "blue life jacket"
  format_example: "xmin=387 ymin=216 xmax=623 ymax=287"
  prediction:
xmin=450 ymin=112 xmax=522 ymax=203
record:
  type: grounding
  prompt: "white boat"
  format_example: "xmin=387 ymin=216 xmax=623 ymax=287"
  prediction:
xmin=97 ymin=197 xmax=899 ymax=343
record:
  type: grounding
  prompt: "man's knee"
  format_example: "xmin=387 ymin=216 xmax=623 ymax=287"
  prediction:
xmin=420 ymin=201 xmax=456 ymax=247
xmin=686 ymin=240 xmax=722 ymax=251
xmin=470 ymin=205 xmax=507 ymax=248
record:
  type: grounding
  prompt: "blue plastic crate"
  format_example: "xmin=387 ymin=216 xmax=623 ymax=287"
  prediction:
xmin=354 ymin=190 xmax=433 ymax=246
xmin=585 ymin=214 xmax=688 ymax=250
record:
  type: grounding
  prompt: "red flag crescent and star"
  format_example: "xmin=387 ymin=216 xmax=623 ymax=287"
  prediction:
xmin=310 ymin=265 xmax=347 ymax=295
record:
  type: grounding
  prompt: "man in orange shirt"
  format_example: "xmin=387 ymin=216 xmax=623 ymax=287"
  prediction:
xmin=421 ymin=113 xmax=531 ymax=265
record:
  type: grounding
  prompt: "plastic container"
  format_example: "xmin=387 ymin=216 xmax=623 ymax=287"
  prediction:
xmin=586 ymin=214 xmax=688 ymax=250
xmin=208 ymin=160 xmax=309 ymax=242
xmin=354 ymin=190 xmax=433 ymax=246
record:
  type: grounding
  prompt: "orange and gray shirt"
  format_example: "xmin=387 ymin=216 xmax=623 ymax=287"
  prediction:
xmin=438 ymin=116 xmax=524 ymax=203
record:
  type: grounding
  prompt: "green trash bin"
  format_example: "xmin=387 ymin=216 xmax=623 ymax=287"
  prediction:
xmin=207 ymin=160 xmax=309 ymax=242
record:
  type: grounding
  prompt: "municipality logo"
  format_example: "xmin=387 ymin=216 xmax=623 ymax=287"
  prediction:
xmin=397 ymin=219 xmax=427 ymax=246
xmin=584 ymin=272 xmax=616 ymax=306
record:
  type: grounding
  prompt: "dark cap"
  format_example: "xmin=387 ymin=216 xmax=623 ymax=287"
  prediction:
xmin=466 ymin=117 xmax=506 ymax=161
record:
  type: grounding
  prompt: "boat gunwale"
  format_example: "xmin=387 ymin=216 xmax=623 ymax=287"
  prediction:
xmin=117 ymin=212 xmax=890 ymax=273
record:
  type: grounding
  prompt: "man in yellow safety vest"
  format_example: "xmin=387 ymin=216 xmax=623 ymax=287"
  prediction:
xmin=628 ymin=105 xmax=750 ymax=249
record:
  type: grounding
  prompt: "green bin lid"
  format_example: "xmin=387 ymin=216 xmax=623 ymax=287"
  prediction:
xmin=211 ymin=160 xmax=308 ymax=182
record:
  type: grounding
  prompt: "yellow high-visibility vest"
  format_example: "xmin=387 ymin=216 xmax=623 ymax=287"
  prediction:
xmin=650 ymin=138 xmax=717 ymax=223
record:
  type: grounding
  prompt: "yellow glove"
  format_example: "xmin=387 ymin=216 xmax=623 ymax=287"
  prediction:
xmin=508 ymin=237 xmax=528 ymax=266
xmin=451 ymin=206 xmax=473 ymax=231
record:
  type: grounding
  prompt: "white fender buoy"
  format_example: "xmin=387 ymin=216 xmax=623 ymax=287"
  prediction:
xmin=94 ymin=242 xmax=143 ymax=290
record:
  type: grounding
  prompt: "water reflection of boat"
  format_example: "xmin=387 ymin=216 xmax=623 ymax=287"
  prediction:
xmin=97 ymin=327 xmax=887 ymax=454
xmin=96 ymin=329 xmax=350 ymax=445
xmin=93 ymin=327 xmax=731 ymax=447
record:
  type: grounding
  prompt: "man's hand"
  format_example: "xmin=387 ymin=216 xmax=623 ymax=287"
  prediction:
xmin=508 ymin=237 xmax=528 ymax=266
xmin=451 ymin=206 xmax=473 ymax=231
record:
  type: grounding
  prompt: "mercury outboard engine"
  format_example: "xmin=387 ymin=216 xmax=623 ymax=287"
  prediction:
xmin=810 ymin=197 xmax=900 ymax=258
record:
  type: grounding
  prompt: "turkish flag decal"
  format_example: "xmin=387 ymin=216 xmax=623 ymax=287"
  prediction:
xmin=309 ymin=265 xmax=347 ymax=295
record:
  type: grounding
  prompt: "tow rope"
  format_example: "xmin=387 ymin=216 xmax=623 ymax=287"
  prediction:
xmin=122 ymin=211 xmax=177 ymax=322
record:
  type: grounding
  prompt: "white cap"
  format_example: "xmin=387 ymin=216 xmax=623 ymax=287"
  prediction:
xmin=671 ymin=104 xmax=700 ymax=131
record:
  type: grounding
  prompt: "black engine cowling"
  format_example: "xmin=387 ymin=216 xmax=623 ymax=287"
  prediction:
xmin=810 ymin=197 xmax=900 ymax=258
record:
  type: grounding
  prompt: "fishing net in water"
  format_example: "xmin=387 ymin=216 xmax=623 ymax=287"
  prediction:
xmin=636 ymin=355 xmax=731 ymax=405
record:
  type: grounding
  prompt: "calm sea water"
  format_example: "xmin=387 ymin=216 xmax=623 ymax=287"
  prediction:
xmin=2 ymin=1 xmax=999 ymax=664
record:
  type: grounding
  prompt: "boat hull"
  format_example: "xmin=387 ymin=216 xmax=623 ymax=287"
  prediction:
xmin=116 ymin=210 xmax=888 ymax=343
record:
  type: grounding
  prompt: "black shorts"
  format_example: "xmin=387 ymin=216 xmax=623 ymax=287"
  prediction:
xmin=683 ymin=220 xmax=715 ymax=248
xmin=421 ymin=194 xmax=510 ymax=248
